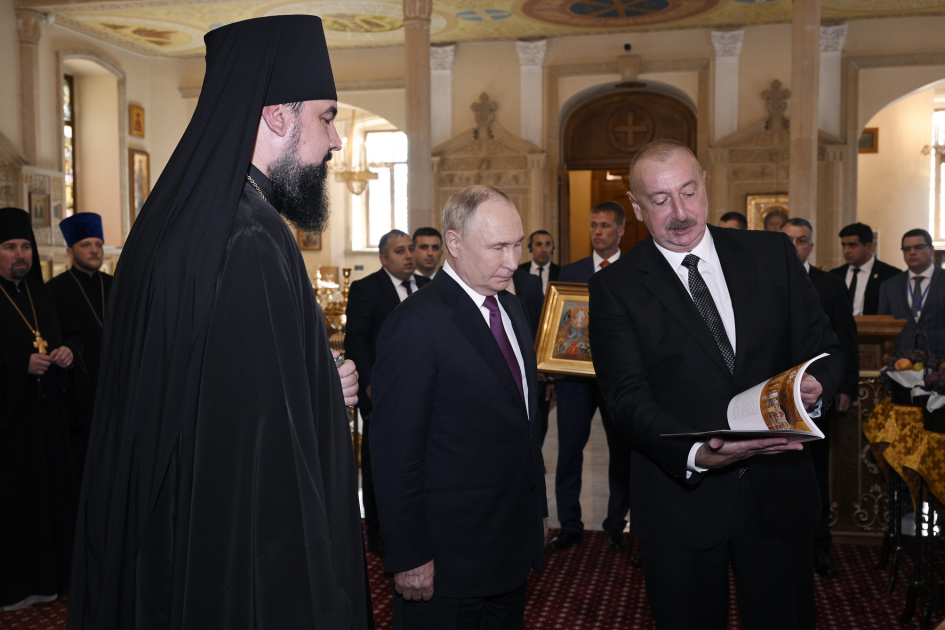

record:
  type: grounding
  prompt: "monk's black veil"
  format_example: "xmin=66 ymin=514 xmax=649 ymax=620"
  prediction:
xmin=69 ymin=16 xmax=368 ymax=629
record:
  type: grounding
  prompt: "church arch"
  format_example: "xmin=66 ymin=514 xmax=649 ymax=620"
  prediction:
xmin=559 ymin=80 xmax=697 ymax=261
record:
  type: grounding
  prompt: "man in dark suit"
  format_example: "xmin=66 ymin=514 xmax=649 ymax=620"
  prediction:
xmin=518 ymin=230 xmax=560 ymax=294
xmin=590 ymin=140 xmax=843 ymax=629
xmin=782 ymin=218 xmax=859 ymax=579
xmin=546 ymin=201 xmax=634 ymax=556
xmin=829 ymin=222 xmax=900 ymax=315
xmin=371 ymin=185 xmax=547 ymax=629
xmin=413 ymin=226 xmax=443 ymax=280
xmin=345 ymin=229 xmax=430 ymax=555
xmin=879 ymin=228 xmax=945 ymax=357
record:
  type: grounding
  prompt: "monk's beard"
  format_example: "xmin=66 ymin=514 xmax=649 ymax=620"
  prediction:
xmin=270 ymin=125 xmax=331 ymax=235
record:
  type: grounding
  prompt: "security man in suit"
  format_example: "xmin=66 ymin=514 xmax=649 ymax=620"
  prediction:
xmin=371 ymin=185 xmax=547 ymax=629
xmin=345 ymin=229 xmax=430 ymax=555
xmin=518 ymin=230 xmax=560 ymax=294
xmin=412 ymin=226 xmax=443 ymax=280
xmin=879 ymin=228 xmax=945 ymax=357
xmin=829 ymin=222 xmax=900 ymax=315
xmin=782 ymin=218 xmax=859 ymax=579
xmin=546 ymin=201 xmax=634 ymax=556
xmin=590 ymin=140 xmax=843 ymax=629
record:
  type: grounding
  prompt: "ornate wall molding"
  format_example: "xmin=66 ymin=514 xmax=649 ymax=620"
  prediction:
xmin=403 ymin=0 xmax=432 ymax=21
xmin=820 ymin=23 xmax=848 ymax=53
xmin=711 ymin=30 xmax=744 ymax=58
xmin=430 ymin=44 xmax=455 ymax=71
xmin=516 ymin=40 xmax=547 ymax=67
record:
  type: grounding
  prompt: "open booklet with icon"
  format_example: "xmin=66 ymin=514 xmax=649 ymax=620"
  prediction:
xmin=662 ymin=353 xmax=829 ymax=443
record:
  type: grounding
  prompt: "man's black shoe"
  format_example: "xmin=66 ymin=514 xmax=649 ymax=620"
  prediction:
xmin=629 ymin=552 xmax=643 ymax=568
xmin=814 ymin=551 xmax=837 ymax=579
xmin=605 ymin=528 xmax=629 ymax=552
xmin=545 ymin=530 xmax=583 ymax=553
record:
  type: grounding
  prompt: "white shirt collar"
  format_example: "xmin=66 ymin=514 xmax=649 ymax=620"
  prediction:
xmin=529 ymin=260 xmax=549 ymax=274
xmin=653 ymin=228 xmax=719 ymax=271
xmin=853 ymin=255 xmax=875 ymax=273
xmin=443 ymin=259 xmax=489 ymax=307
xmin=592 ymin=249 xmax=621 ymax=270
xmin=804 ymin=261 xmax=811 ymax=273
xmin=383 ymin=267 xmax=414 ymax=290
xmin=909 ymin=265 xmax=935 ymax=281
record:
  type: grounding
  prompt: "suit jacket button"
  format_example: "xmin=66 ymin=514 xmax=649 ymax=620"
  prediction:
xmin=529 ymin=484 xmax=537 ymax=492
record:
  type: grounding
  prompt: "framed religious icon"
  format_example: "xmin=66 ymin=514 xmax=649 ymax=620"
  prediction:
xmin=858 ymin=127 xmax=878 ymax=153
xmin=297 ymin=228 xmax=322 ymax=251
xmin=535 ymin=281 xmax=595 ymax=377
xmin=29 ymin=191 xmax=50 ymax=227
xmin=129 ymin=104 xmax=145 ymax=138
xmin=129 ymin=149 xmax=150 ymax=224
xmin=746 ymin=194 xmax=789 ymax=231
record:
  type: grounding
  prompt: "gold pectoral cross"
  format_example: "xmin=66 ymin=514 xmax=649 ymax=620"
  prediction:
xmin=34 ymin=332 xmax=48 ymax=355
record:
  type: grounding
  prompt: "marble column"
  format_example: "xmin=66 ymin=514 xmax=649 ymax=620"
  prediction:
xmin=789 ymin=0 xmax=821 ymax=223
xmin=710 ymin=30 xmax=744 ymax=142
xmin=819 ymin=24 xmax=847 ymax=137
xmin=517 ymin=40 xmax=546 ymax=147
xmin=404 ymin=0 xmax=433 ymax=231
xmin=16 ymin=10 xmax=43 ymax=165
xmin=430 ymin=45 xmax=454 ymax=148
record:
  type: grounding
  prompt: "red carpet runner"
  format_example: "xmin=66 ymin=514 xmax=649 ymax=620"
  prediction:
xmin=2 ymin=530 xmax=940 ymax=629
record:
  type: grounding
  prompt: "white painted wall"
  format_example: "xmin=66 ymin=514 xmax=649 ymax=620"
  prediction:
xmin=75 ymin=74 xmax=121 ymax=245
xmin=0 ymin=0 xmax=21 ymax=153
xmin=857 ymin=88 xmax=934 ymax=266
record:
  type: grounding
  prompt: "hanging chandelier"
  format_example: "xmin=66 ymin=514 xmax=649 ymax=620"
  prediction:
xmin=333 ymin=109 xmax=377 ymax=195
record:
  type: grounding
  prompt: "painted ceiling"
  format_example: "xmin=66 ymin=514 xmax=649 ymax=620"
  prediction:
xmin=18 ymin=0 xmax=945 ymax=58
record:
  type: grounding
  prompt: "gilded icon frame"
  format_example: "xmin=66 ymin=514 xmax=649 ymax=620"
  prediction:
xmin=535 ymin=281 xmax=596 ymax=377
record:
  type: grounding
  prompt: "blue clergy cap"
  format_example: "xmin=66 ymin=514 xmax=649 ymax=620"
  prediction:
xmin=60 ymin=212 xmax=104 ymax=247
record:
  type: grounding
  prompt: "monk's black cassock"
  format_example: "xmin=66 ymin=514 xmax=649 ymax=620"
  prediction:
xmin=68 ymin=17 xmax=370 ymax=629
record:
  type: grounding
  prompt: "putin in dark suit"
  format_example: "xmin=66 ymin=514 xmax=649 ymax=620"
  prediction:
xmin=344 ymin=229 xmax=430 ymax=554
xmin=879 ymin=228 xmax=945 ymax=357
xmin=371 ymin=185 xmax=547 ymax=629
xmin=589 ymin=140 xmax=843 ymax=629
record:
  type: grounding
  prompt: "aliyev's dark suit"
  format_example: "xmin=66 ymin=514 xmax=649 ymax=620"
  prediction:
xmin=370 ymin=270 xmax=547 ymax=623
xmin=589 ymin=227 xmax=843 ymax=628
xmin=344 ymin=269 xmax=430 ymax=544
xmin=829 ymin=258 xmax=901 ymax=315
xmin=879 ymin=266 xmax=945 ymax=357
xmin=555 ymin=256 xmax=633 ymax=534
xmin=807 ymin=265 xmax=859 ymax=554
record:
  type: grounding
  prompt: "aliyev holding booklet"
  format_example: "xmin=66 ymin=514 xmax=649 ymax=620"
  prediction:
xmin=589 ymin=140 xmax=843 ymax=630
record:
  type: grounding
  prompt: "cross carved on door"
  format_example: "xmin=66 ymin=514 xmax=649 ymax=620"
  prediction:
xmin=612 ymin=111 xmax=650 ymax=147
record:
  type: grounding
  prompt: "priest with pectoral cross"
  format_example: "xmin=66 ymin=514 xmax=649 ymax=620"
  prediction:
xmin=0 ymin=207 xmax=83 ymax=613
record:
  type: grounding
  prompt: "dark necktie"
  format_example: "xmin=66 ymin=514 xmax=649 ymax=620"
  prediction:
xmin=848 ymin=267 xmax=860 ymax=304
xmin=483 ymin=295 xmax=524 ymax=401
xmin=913 ymin=276 xmax=925 ymax=318
xmin=682 ymin=254 xmax=735 ymax=375
xmin=537 ymin=265 xmax=544 ymax=279
xmin=401 ymin=280 xmax=413 ymax=297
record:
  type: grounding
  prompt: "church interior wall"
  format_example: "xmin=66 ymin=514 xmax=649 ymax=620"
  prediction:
xmin=858 ymin=67 xmax=945 ymax=134
xmin=737 ymin=24 xmax=793 ymax=131
xmin=74 ymin=73 xmax=121 ymax=245
xmin=147 ymin=57 xmax=204 ymax=181
xmin=0 ymin=0 xmax=21 ymax=155
xmin=452 ymin=40 xmax=521 ymax=139
xmin=857 ymin=87 xmax=936 ymax=265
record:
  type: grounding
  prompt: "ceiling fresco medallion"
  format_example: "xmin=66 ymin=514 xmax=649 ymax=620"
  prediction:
xmin=68 ymin=15 xmax=205 ymax=53
xmin=266 ymin=1 xmax=450 ymax=42
xmin=520 ymin=0 xmax=722 ymax=27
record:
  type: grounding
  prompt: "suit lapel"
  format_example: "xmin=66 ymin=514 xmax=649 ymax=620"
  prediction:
xmin=712 ymin=227 xmax=755 ymax=379
xmin=436 ymin=273 xmax=528 ymax=417
xmin=376 ymin=270 xmax=402 ymax=311
xmin=917 ymin=267 xmax=942 ymax=323
xmin=638 ymin=238 xmax=732 ymax=377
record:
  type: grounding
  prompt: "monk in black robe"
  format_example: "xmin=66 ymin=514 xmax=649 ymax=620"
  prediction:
xmin=47 ymin=212 xmax=112 ymax=480
xmin=0 ymin=207 xmax=81 ymax=611
xmin=68 ymin=16 xmax=371 ymax=630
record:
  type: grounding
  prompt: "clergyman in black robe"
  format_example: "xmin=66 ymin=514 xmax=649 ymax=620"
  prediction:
xmin=0 ymin=207 xmax=81 ymax=611
xmin=68 ymin=16 xmax=371 ymax=630
xmin=47 ymin=212 xmax=112 ymax=481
